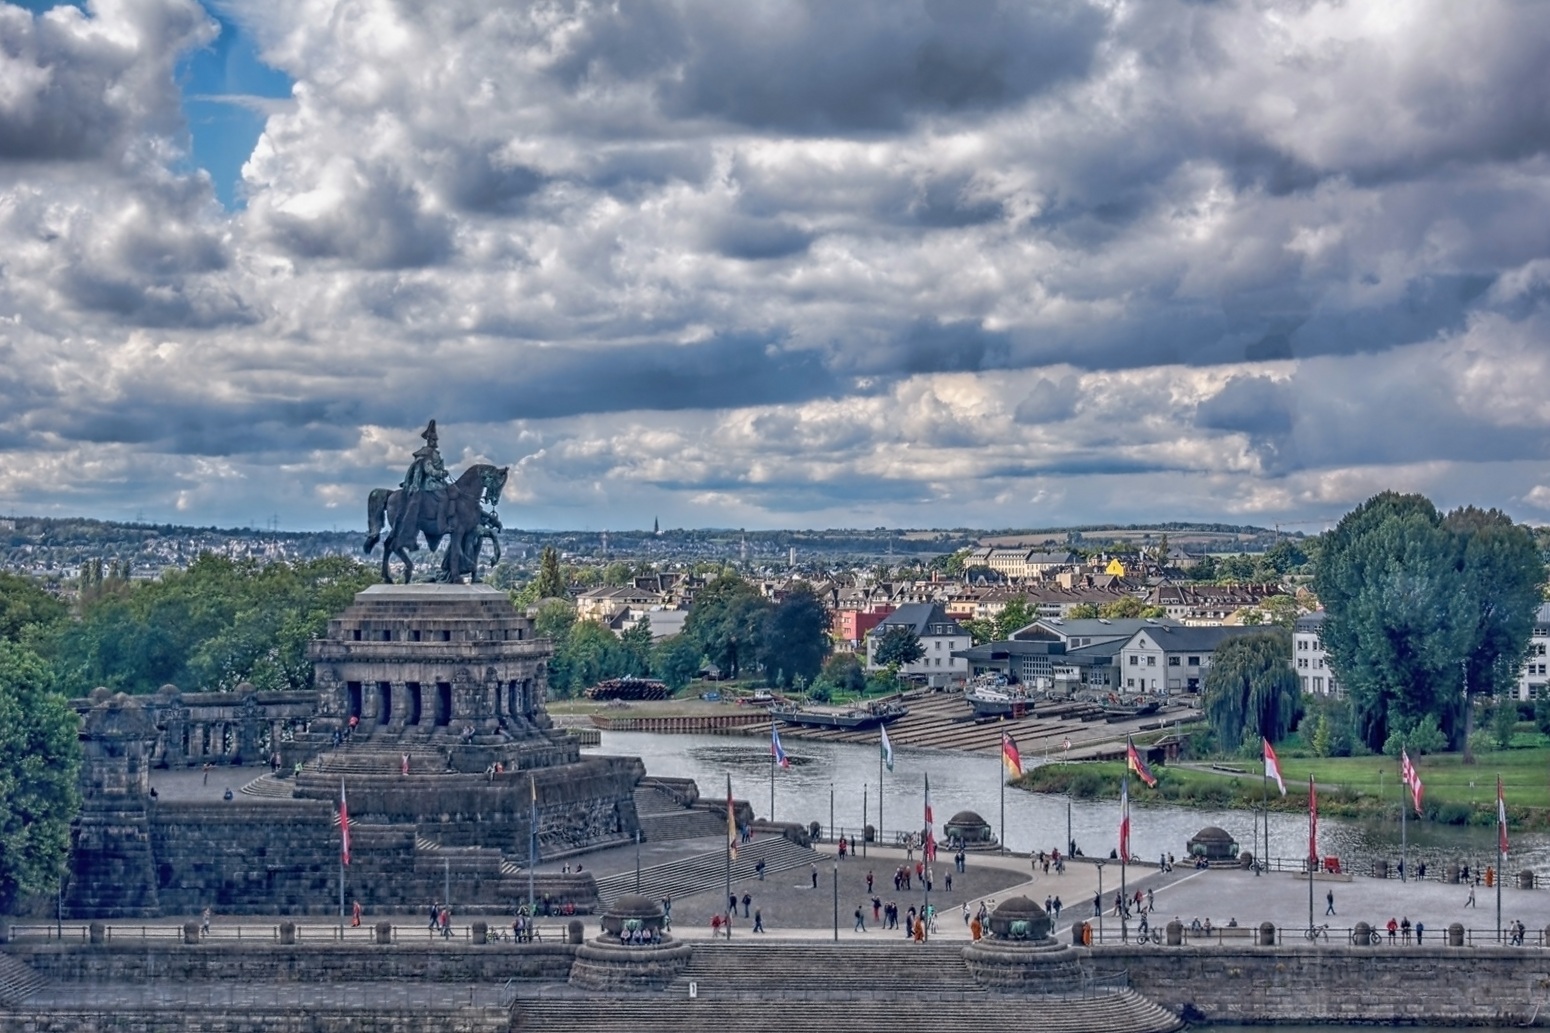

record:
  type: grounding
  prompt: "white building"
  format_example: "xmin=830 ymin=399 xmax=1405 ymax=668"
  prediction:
xmin=1117 ymin=624 xmax=1266 ymax=695
xmin=1293 ymin=612 xmax=1341 ymax=697
xmin=865 ymin=603 xmax=970 ymax=687
xmin=1516 ymin=602 xmax=1550 ymax=700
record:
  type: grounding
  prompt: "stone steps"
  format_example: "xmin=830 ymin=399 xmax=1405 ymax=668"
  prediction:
xmin=517 ymin=988 xmax=1181 ymax=1032
xmin=0 ymin=952 xmax=49 ymax=1005
xmin=636 ymin=808 xmax=726 ymax=842
xmin=668 ymin=941 xmax=981 ymax=996
xmin=238 ymin=774 xmax=297 ymax=799
xmin=592 ymin=837 xmax=821 ymax=908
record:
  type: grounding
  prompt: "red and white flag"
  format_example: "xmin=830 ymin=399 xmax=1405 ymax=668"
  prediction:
xmin=726 ymin=775 xmax=738 ymax=861
xmin=1498 ymin=775 xmax=1510 ymax=856
xmin=1262 ymin=738 xmax=1286 ymax=796
xmin=923 ymin=773 xmax=937 ymax=861
xmin=1119 ymin=776 xmax=1131 ymax=861
xmin=339 ymin=778 xmax=351 ymax=866
xmin=1400 ymin=750 xmax=1423 ymax=815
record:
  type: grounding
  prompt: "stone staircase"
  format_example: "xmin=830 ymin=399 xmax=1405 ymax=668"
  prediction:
xmin=516 ymin=988 xmax=1182 ymax=1033
xmin=0 ymin=952 xmax=48 ymax=1007
xmin=668 ymin=941 xmax=983 ymax=996
xmin=239 ymin=773 xmax=297 ymax=799
xmin=306 ymin=740 xmax=448 ymax=777
xmin=632 ymin=784 xmax=726 ymax=842
xmin=592 ymin=836 xmax=820 ymax=908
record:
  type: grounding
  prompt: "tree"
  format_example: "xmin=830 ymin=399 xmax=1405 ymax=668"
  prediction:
xmin=815 ymin=652 xmax=867 ymax=697
xmin=0 ymin=572 xmax=67 ymax=646
xmin=684 ymin=574 xmax=770 ymax=681
xmin=993 ymin=596 xmax=1035 ymax=641
xmin=650 ymin=635 xmax=702 ymax=693
xmin=873 ymin=626 xmax=924 ymax=670
xmin=533 ymin=547 xmax=567 ymax=601
xmin=0 ymin=642 xmax=81 ymax=915
xmin=1202 ymin=632 xmax=1301 ymax=748
xmin=1067 ymin=603 xmax=1100 ymax=620
xmin=1098 ymin=597 xmax=1146 ymax=619
xmin=619 ymin=615 xmax=654 ymax=677
xmin=759 ymin=584 xmax=830 ymax=689
xmin=1315 ymin=493 xmax=1545 ymax=754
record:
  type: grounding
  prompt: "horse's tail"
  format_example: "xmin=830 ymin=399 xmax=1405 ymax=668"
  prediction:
xmin=364 ymin=488 xmax=392 ymax=553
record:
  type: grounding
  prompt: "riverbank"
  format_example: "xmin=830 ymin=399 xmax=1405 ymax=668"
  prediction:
xmin=1022 ymin=757 xmax=1550 ymax=832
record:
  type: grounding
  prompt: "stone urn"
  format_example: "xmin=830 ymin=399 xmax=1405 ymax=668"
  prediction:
xmin=1186 ymin=826 xmax=1239 ymax=862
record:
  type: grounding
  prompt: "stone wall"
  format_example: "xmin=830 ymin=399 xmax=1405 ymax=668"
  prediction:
xmin=11 ymin=941 xmax=575 ymax=984
xmin=0 ymin=1008 xmax=509 ymax=1033
xmin=1108 ymin=943 xmax=1550 ymax=1025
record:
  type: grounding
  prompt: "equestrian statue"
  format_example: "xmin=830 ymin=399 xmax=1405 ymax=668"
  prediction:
xmin=363 ymin=420 xmax=509 ymax=584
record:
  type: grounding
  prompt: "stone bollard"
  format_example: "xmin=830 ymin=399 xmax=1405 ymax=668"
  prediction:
xmin=0 ymin=917 xmax=10 ymax=944
xmin=1372 ymin=859 xmax=1389 ymax=879
xmin=1447 ymin=864 xmax=1462 ymax=885
xmin=1519 ymin=871 xmax=1535 ymax=890
xmin=568 ymin=920 xmax=584 ymax=945
xmin=183 ymin=921 xmax=201 ymax=945
xmin=472 ymin=921 xmax=488 ymax=944
xmin=375 ymin=921 xmax=393 ymax=945
xmin=1448 ymin=922 xmax=1465 ymax=947
xmin=1166 ymin=920 xmax=1183 ymax=947
xmin=1239 ymin=851 xmax=1254 ymax=870
xmin=89 ymin=922 xmax=105 ymax=945
xmin=1258 ymin=922 xmax=1276 ymax=946
xmin=1072 ymin=921 xmax=1085 ymax=945
xmin=278 ymin=921 xmax=296 ymax=945
xmin=1353 ymin=921 xmax=1373 ymax=947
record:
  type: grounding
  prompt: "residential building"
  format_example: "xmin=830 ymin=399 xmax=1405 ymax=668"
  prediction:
xmin=833 ymin=606 xmax=894 ymax=651
xmin=1516 ymin=602 xmax=1550 ymax=700
xmin=575 ymin=585 xmax=666 ymax=621
xmin=1292 ymin=611 xmax=1341 ymax=697
xmin=1117 ymin=624 xmax=1269 ymax=695
xmin=865 ymin=603 xmax=970 ymax=686
xmin=1146 ymin=581 xmax=1286 ymax=626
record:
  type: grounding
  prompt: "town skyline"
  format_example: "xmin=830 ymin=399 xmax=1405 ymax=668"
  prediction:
xmin=4 ymin=1 xmax=1550 ymax=531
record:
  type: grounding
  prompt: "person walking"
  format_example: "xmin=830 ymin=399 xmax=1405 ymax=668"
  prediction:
xmin=866 ymin=870 xmax=874 ymax=893
xmin=428 ymin=902 xmax=440 ymax=929
xmin=351 ymin=900 xmax=362 ymax=928
xmin=811 ymin=864 xmax=818 ymax=889
xmin=200 ymin=907 xmax=212 ymax=938
xmin=742 ymin=892 xmax=752 ymax=918
xmin=1325 ymin=889 xmax=1336 ymax=916
xmin=1466 ymin=885 xmax=1477 ymax=907
xmin=854 ymin=906 xmax=866 ymax=932
xmin=753 ymin=909 xmax=764 ymax=933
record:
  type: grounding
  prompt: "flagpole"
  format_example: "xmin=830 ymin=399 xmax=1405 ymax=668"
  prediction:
xmin=769 ymin=722 xmax=776 ymax=823
xmin=1400 ymin=762 xmax=1408 ymax=883
xmin=862 ymin=784 xmax=868 ymax=859
xmin=1120 ymin=786 xmax=1128 ymax=941
xmin=1308 ymin=774 xmax=1315 ymax=933
xmin=1258 ymin=766 xmax=1265 ymax=876
xmin=1497 ymin=774 xmax=1504 ymax=943
xmin=922 ymin=772 xmax=931 ymax=940
xmin=878 ymin=734 xmax=885 ymax=845
xmin=726 ymin=772 xmax=734 ymax=941
xmin=999 ymin=747 xmax=1006 ymax=857
xmin=528 ymin=774 xmax=537 ymax=923
xmin=338 ymin=777 xmax=347 ymax=935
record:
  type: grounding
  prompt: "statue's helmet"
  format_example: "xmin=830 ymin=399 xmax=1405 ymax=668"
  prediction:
xmin=421 ymin=419 xmax=438 ymax=444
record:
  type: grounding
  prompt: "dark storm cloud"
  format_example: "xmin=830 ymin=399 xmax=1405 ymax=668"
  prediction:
xmin=553 ymin=0 xmax=1108 ymax=133
xmin=1195 ymin=376 xmax=1294 ymax=438
xmin=33 ymin=396 xmax=363 ymax=457
xmin=698 ymin=215 xmax=813 ymax=261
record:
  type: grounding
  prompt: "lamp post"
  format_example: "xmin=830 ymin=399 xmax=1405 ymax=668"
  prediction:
xmin=829 ymin=784 xmax=835 ymax=843
xmin=1095 ymin=860 xmax=1106 ymax=944
xmin=863 ymin=784 xmax=868 ymax=858
xmin=634 ymin=829 xmax=641 ymax=893
xmin=832 ymin=865 xmax=839 ymax=941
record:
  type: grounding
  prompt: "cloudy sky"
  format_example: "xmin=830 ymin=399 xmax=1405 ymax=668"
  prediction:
xmin=3 ymin=0 xmax=1550 ymax=533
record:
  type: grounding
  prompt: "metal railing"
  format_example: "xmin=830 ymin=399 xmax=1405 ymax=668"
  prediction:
xmin=1077 ymin=921 xmax=1550 ymax=948
xmin=6 ymin=922 xmax=571 ymax=945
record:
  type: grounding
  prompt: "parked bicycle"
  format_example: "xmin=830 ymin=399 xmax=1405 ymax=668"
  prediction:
xmin=1305 ymin=924 xmax=1330 ymax=942
xmin=1351 ymin=928 xmax=1381 ymax=946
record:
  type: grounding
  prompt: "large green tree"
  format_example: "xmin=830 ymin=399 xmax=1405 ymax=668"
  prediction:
xmin=1202 ymin=632 xmax=1301 ymax=748
xmin=0 ymin=642 xmax=81 ymax=915
xmin=992 ymin=596 xmax=1035 ymax=641
xmin=50 ymin=554 xmax=376 ymax=696
xmin=1314 ymin=492 xmax=1544 ymax=753
xmin=873 ymin=625 xmax=925 ymax=669
xmin=759 ymin=584 xmax=830 ymax=688
xmin=0 ymin=573 xmax=68 ymax=646
xmin=685 ymin=574 xmax=771 ymax=680
xmin=532 ymin=547 xmax=567 ymax=601
xmin=650 ymin=634 xmax=703 ymax=693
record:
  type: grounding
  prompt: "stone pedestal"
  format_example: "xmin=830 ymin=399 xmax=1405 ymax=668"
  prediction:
xmin=569 ymin=940 xmax=692 ymax=990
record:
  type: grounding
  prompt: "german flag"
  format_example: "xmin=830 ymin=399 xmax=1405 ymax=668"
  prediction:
xmin=1001 ymin=731 xmax=1023 ymax=777
xmin=1126 ymin=736 xmax=1157 ymax=788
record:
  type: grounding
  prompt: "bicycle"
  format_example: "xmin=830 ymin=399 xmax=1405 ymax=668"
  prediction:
xmin=1305 ymin=924 xmax=1330 ymax=942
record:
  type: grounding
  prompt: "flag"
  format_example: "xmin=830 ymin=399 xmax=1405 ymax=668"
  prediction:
xmin=1400 ymin=749 xmax=1423 ymax=816
xmin=771 ymin=723 xmax=790 ymax=769
xmin=1263 ymin=738 xmax=1286 ymax=796
xmin=339 ymin=778 xmax=351 ymax=866
xmin=1308 ymin=775 xmax=1318 ymax=863
xmin=1126 ymin=736 xmax=1157 ymax=788
xmin=1001 ymin=731 xmax=1023 ymax=777
xmin=1498 ymin=775 xmax=1509 ymax=855
xmin=726 ymin=775 xmax=738 ymax=861
xmin=880 ymin=725 xmax=894 ymax=772
xmin=923 ymin=773 xmax=936 ymax=861
xmin=1119 ymin=775 xmax=1131 ymax=861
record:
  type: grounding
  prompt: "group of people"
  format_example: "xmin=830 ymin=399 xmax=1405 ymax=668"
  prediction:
xmin=1032 ymin=849 xmax=1065 ymax=875
xmin=1385 ymin=916 xmax=1425 ymax=944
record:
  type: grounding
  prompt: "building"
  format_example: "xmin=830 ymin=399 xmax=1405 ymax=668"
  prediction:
xmin=832 ymin=606 xmax=894 ymax=651
xmin=865 ymin=603 xmax=970 ymax=686
xmin=1293 ymin=611 xmax=1341 ymax=697
xmin=1117 ymin=623 xmax=1269 ymax=695
xmin=1516 ymin=602 xmax=1550 ymax=700
xmin=957 ymin=617 xmax=1184 ymax=693
xmin=968 ymin=547 xmax=1078 ymax=581
xmin=574 ymin=585 xmax=665 ymax=621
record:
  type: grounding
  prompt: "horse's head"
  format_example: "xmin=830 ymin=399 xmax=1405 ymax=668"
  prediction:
xmin=481 ymin=465 xmax=509 ymax=507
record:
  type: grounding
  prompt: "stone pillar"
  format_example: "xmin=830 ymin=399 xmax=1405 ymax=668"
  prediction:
xmin=375 ymin=921 xmax=393 ymax=945
xmin=472 ymin=920 xmax=488 ymax=943
xmin=1448 ymin=922 xmax=1465 ymax=946
xmin=1166 ymin=920 xmax=1183 ymax=946
xmin=279 ymin=921 xmax=296 ymax=945
xmin=1447 ymin=864 xmax=1462 ymax=885
xmin=1372 ymin=859 xmax=1389 ymax=879
xmin=1354 ymin=921 xmax=1373 ymax=946
xmin=1519 ymin=870 xmax=1535 ymax=890
xmin=89 ymin=922 xmax=105 ymax=945
xmin=1258 ymin=922 xmax=1275 ymax=946
xmin=183 ymin=922 xmax=201 ymax=945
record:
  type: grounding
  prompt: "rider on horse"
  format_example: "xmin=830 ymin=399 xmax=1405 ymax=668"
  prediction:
xmin=400 ymin=420 xmax=454 ymax=535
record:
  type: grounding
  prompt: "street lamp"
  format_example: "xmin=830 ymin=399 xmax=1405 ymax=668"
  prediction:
xmin=829 ymin=784 xmax=835 ymax=843
xmin=832 ymin=865 xmax=839 ymax=941
xmin=1095 ymin=860 xmax=1106 ymax=944
xmin=862 ymin=784 xmax=868 ymax=859
xmin=634 ymin=829 xmax=641 ymax=893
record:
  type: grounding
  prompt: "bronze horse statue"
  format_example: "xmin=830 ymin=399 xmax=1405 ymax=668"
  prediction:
xmin=364 ymin=463 xmax=508 ymax=583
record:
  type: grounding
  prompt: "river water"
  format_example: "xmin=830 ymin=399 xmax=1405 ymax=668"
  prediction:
xmin=588 ymin=730 xmax=1550 ymax=874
